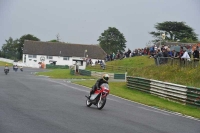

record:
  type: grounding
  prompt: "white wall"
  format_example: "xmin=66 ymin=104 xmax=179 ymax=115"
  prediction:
xmin=22 ymin=54 xmax=87 ymax=69
xmin=0 ymin=58 xmax=14 ymax=63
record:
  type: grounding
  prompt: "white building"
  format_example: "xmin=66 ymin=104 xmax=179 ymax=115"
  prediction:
xmin=22 ymin=40 xmax=106 ymax=69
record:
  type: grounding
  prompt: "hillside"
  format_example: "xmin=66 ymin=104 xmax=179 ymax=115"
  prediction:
xmin=87 ymin=56 xmax=200 ymax=88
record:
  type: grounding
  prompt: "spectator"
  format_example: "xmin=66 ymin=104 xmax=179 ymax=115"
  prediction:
xmin=181 ymin=48 xmax=190 ymax=61
xmin=193 ymin=46 xmax=199 ymax=67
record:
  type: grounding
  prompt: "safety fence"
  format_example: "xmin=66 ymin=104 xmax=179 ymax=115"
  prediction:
xmin=154 ymin=57 xmax=199 ymax=68
xmin=46 ymin=64 xmax=69 ymax=69
xmin=70 ymin=69 xmax=126 ymax=80
xmin=127 ymin=76 xmax=200 ymax=107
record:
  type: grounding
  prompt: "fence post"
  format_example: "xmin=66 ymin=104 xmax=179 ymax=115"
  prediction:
xmin=125 ymin=72 xmax=127 ymax=82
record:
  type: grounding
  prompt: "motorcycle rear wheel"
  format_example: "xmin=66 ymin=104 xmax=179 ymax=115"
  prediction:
xmin=97 ymin=98 xmax=106 ymax=110
xmin=86 ymin=99 xmax=92 ymax=107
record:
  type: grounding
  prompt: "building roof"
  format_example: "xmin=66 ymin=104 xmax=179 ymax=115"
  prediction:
xmin=23 ymin=40 xmax=107 ymax=59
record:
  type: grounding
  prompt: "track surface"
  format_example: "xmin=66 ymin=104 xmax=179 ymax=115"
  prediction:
xmin=0 ymin=67 xmax=199 ymax=133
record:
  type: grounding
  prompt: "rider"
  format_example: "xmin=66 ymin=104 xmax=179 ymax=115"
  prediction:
xmin=89 ymin=74 xmax=109 ymax=97
xmin=4 ymin=64 xmax=9 ymax=72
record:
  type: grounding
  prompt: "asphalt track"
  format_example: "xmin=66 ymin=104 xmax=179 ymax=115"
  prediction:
xmin=0 ymin=67 xmax=199 ymax=133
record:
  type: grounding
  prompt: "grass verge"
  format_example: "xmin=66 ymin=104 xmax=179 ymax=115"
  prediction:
xmin=0 ymin=61 xmax=12 ymax=66
xmin=73 ymin=80 xmax=200 ymax=119
xmin=36 ymin=69 xmax=96 ymax=79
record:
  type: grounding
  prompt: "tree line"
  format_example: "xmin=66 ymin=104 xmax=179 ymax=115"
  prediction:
xmin=1 ymin=21 xmax=198 ymax=60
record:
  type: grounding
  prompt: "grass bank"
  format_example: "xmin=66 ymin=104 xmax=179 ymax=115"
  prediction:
xmin=0 ymin=61 xmax=12 ymax=66
xmin=86 ymin=56 xmax=154 ymax=73
xmin=36 ymin=69 xmax=96 ymax=79
xmin=87 ymin=56 xmax=200 ymax=88
xmin=73 ymin=80 xmax=200 ymax=119
xmin=128 ymin=64 xmax=200 ymax=88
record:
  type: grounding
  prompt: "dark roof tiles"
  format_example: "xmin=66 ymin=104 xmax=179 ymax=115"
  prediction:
xmin=23 ymin=40 xmax=106 ymax=59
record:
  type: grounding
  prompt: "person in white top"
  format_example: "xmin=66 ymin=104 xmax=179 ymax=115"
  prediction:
xmin=154 ymin=45 xmax=157 ymax=52
xmin=181 ymin=48 xmax=190 ymax=61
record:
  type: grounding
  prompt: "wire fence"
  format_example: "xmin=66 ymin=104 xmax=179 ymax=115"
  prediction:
xmin=154 ymin=57 xmax=199 ymax=68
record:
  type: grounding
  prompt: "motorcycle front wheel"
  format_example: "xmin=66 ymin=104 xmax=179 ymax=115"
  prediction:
xmin=97 ymin=97 xmax=106 ymax=110
xmin=86 ymin=99 xmax=92 ymax=107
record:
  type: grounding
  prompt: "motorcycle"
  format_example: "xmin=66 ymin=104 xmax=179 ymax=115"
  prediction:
xmin=20 ymin=68 xmax=23 ymax=72
xmin=4 ymin=69 xmax=9 ymax=75
xmin=85 ymin=83 xmax=110 ymax=110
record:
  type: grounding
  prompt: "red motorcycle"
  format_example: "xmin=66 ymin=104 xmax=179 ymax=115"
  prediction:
xmin=86 ymin=83 xmax=110 ymax=110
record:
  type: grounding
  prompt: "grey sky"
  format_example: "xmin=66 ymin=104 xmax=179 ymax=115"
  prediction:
xmin=0 ymin=0 xmax=200 ymax=51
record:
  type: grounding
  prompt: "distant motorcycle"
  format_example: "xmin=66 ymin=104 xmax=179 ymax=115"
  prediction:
xmin=14 ymin=66 xmax=18 ymax=72
xmin=4 ymin=69 xmax=9 ymax=75
xmin=20 ymin=68 xmax=23 ymax=72
xmin=85 ymin=83 xmax=110 ymax=110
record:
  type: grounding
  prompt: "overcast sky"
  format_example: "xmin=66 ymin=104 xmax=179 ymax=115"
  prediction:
xmin=0 ymin=0 xmax=200 ymax=51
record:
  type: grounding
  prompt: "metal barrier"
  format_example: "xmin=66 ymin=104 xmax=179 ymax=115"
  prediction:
xmin=46 ymin=64 xmax=69 ymax=69
xmin=154 ymin=57 xmax=199 ymax=68
xmin=127 ymin=76 xmax=200 ymax=107
xmin=126 ymin=77 xmax=151 ymax=93
xmin=74 ymin=69 xmax=126 ymax=80
xmin=70 ymin=69 xmax=75 ymax=75
xmin=79 ymin=69 xmax=91 ymax=76
xmin=186 ymin=86 xmax=200 ymax=106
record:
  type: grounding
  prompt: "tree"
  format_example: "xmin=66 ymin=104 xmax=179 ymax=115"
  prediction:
xmin=17 ymin=34 xmax=40 ymax=59
xmin=97 ymin=27 xmax=127 ymax=54
xmin=149 ymin=21 xmax=198 ymax=42
xmin=49 ymin=40 xmax=59 ymax=42
xmin=1 ymin=37 xmax=19 ymax=59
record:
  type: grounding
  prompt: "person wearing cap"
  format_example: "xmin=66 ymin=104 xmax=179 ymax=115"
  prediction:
xmin=4 ymin=64 xmax=9 ymax=72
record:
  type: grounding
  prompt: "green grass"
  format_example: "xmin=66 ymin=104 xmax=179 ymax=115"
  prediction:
xmin=127 ymin=64 xmax=200 ymax=88
xmin=86 ymin=56 xmax=154 ymax=73
xmin=0 ymin=61 xmax=12 ymax=66
xmin=36 ymin=69 xmax=96 ymax=79
xmin=73 ymin=80 xmax=200 ymax=119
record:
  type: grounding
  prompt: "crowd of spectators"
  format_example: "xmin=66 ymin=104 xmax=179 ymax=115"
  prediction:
xmin=104 ymin=44 xmax=200 ymax=66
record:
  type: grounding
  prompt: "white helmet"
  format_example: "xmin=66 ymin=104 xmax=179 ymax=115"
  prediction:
xmin=102 ymin=74 xmax=109 ymax=81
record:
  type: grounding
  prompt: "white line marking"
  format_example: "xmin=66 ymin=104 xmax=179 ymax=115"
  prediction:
xmin=138 ymin=107 xmax=170 ymax=116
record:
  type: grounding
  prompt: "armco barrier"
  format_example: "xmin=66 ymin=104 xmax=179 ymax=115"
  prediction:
xmin=70 ymin=69 xmax=75 ymax=75
xmin=78 ymin=70 xmax=126 ymax=80
xmin=126 ymin=76 xmax=200 ymax=107
xmin=186 ymin=86 xmax=200 ymax=107
xmin=114 ymin=74 xmax=125 ymax=79
xmin=127 ymin=77 xmax=151 ymax=93
xmin=46 ymin=64 xmax=69 ymax=69
xmin=150 ymin=79 xmax=187 ymax=103
xmin=79 ymin=69 xmax=91 ymax=76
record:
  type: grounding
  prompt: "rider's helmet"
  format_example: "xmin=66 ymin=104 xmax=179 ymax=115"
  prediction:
xmin=102 ymin=74 xmax=109 ymax=82
xmin=5 ymin=64 xmax=8 ymax=66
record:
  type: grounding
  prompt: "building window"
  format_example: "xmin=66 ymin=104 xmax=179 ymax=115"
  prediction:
xmin=63 ymin=57 xmax=70 ymax=60
xmin=28 ymin=55 xmax=37 ymax=58
xmin=33 ymin=55 xmax=37 ymax=58
xmin=47 ymin=56 xmax=53 ymax=59
xmin=28 ymin=55 xmax=33 ymax=58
